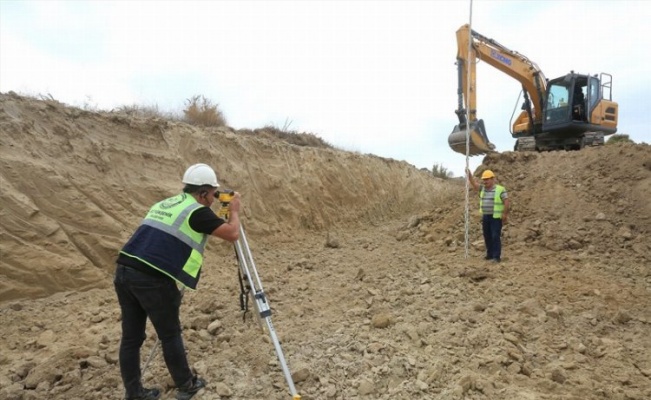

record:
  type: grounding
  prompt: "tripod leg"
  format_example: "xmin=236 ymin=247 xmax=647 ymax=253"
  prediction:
xmin=234 ymin=226 xmax=301 ymax=399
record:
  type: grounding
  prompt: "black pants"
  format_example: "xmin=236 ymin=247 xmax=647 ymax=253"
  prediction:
xmin=114 ymin=265 xmax=193 ymax=398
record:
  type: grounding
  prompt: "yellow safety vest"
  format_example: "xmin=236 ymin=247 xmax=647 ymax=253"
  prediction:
xmin=479 ymin=184 xmax=506 ymax=218
xmin=120 ymin=193 xmax=208 ymax=289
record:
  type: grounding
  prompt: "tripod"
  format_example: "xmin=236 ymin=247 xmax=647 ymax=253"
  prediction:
xmin=233 ymin=224 xmax=301 ymax=400
xmin=221 ymin=191 xmax=301 ymax=400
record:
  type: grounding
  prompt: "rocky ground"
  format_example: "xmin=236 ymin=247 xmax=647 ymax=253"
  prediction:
xmin=0 ymin=92 xmax=650 ymax=399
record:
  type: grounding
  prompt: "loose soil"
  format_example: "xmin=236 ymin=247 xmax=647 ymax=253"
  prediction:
xmin=1 ymin=92 xmax=650 ymax=400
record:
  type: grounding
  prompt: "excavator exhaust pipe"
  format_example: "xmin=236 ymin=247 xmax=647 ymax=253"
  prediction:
xmin=448 ymin=119 xmax=495 ymax=156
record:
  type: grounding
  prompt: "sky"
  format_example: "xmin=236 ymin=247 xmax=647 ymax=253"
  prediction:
xmin=1 ymin=0 xmax=650 ymax=177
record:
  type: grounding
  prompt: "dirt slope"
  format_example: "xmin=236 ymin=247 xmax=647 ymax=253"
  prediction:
xmin=0 ymin=93 xmax=650 ymax=400
xmin=0 ymin=92 xmax=443 ymax=302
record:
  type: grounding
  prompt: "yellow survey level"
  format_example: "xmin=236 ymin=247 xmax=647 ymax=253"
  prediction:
xmin=216 ymin=190 xmax=234 ymax=219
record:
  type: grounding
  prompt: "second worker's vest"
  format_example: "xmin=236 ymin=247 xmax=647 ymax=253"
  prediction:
xmin=479 ymin=184 xmax=506 ymax=218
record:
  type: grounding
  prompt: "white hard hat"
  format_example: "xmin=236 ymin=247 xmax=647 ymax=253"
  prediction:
xmin=182 ymin=163 xmax=220 ymax=187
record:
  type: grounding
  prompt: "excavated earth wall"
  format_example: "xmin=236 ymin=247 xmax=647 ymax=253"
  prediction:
xmin=0 ymin=93 xmax=650 ymax=400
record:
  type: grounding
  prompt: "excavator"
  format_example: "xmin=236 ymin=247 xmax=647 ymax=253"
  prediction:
xmin=449 ymin=24 xmax=619 ymax=155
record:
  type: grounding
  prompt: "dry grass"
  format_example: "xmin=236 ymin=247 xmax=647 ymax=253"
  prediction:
xmin=237 ymin=125 xmax=334 ymax=149
xmin=183 ymin=95 xmax=226 ymax=127
xmin=432 ymin=162 xmax=454 ymax=179
xmin=14 ymin=91 xmax=333 ymax=149
xmin=112 ymin=104 xmax=178 ymax=119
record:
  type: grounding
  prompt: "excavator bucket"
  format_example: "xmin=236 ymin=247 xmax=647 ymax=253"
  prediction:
xmin=448 ymin=119 xmax=495 ymax=156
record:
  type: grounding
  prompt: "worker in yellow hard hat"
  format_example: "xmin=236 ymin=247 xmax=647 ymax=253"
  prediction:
xmin=466 ymin=168 xmax=511 ymax=263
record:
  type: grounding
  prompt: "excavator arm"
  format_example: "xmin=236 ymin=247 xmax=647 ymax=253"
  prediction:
xmin=449 ymin=24 xmax=548 ymax=155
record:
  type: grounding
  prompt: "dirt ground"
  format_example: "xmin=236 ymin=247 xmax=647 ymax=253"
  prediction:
xmin=1 ymin=92 xmax=650 ymax=400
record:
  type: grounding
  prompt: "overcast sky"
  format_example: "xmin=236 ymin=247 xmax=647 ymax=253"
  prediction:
xmin=1 ymin=0 xmax=650 ymax=177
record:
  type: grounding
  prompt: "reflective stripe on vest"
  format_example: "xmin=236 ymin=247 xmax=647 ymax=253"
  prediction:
xmin=120 ymin=193 xmax=208 ymax=289
xmin=479 ymin=184 xmax=505 ymax=218
xmin=142 ymin=205 xmax=208 ymax=251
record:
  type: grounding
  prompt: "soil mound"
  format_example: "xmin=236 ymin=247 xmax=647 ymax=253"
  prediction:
xmin=1 ymin=93 xmax=649 ymax=400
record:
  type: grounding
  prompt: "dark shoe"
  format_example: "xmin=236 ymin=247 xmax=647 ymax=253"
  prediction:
xmin=484 ymin=256 xmax=492 ymax=260
xmin=127 ymin=388 xmax=161 ymax=400
xmin=177 ymin=377 xmax=206 ymax=400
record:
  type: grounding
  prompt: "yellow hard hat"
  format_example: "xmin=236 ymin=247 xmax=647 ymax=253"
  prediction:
xmin=481 ymin=170 xmax=495 ymax=179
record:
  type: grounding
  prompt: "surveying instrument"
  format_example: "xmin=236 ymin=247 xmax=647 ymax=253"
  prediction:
xmin=217 ymin=190 xmax=301 ymax=400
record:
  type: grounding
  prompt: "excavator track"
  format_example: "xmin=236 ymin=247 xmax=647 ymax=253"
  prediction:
xmin=514 ymin=132 xmax=606 ymax=153
xmin=582 ymin=132 xmax=606 ymax=147
xmin=515 ymin=137 xmax=536 ymax=152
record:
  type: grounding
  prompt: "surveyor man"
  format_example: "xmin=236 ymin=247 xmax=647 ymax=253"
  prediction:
xmin=466 ymin=168 xmax=510 ymax=263
xmin=114 ymin=163 xmax=241 ymax=400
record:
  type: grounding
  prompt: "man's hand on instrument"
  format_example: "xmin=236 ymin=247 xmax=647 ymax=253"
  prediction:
xmin=229 ymin=192 xmax=241 ymax=213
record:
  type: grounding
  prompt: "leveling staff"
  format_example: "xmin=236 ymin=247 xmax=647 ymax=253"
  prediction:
xmin=114 ymin=163 xmax=241 ymax=400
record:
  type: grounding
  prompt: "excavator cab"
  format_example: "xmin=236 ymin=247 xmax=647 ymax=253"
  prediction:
xmin=448 ymin=119 xmax=495 ymax=156
xmin=544 ymin=74 xmax=588 ymax=126
xmin=539 ymin=72 xmax=618 ymax=150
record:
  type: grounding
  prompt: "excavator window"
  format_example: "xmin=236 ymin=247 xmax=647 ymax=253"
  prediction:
xmin=545 ymin=84 xmax=570 ymax=123
xmin=588 ymin=77 xmax=600 ymax=110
